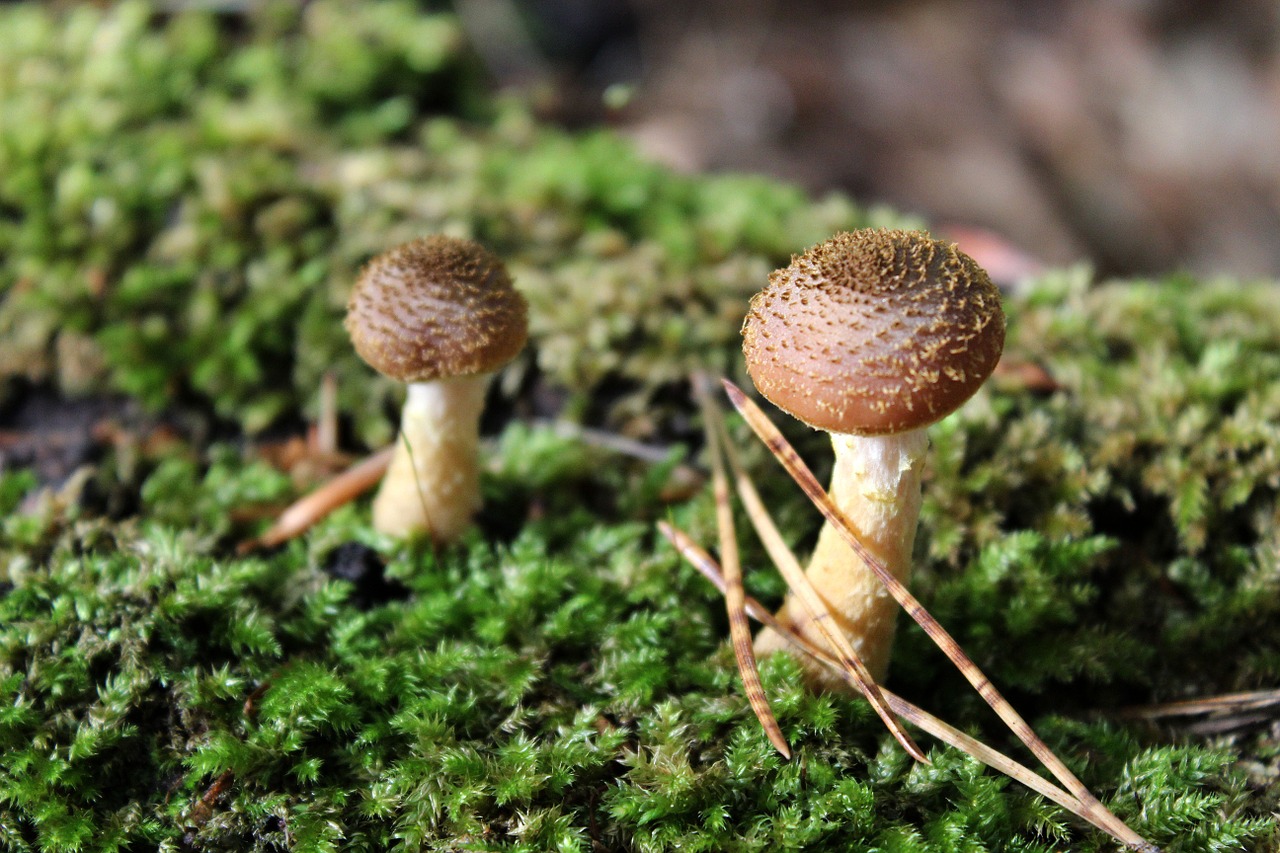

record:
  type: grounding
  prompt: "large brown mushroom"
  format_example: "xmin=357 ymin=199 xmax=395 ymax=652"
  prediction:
xmin=743 ymin=228 xmax=1004 ymax=687
xmin=346 ymin=236 xmax=528 ymax=542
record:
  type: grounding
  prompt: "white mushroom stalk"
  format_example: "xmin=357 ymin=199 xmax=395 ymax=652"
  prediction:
xmin=754 ymin=428 xmax=928 ymax=686
xmin=372 ymin=374 xmax=491 ymax=541
xmin=743 ymin=229 xmax=1005 ymax=687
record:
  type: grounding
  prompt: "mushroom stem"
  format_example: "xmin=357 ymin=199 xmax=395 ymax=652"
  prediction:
xmin=371 ymin=374 xmax=490 ymax=542
xmin=754 ymin=428 xmax=929 ymax=687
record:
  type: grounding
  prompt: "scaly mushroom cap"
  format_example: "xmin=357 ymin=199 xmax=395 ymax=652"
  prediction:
xmin=346 ymin=236 xmax=528 ymax=382
xmin=742 ymin=229 xmax=1005 ymax=436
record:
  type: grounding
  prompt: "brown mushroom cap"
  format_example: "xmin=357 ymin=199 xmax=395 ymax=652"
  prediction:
xmin=742 ymin=229 xmax=1005 ymax=436
xmin=346 ymin=236 xmax=529 ymax=383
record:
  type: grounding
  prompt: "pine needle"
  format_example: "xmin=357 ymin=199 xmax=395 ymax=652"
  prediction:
xmin=657 ymin=521 xmax=1115 ymax=827
xmin=692 ymin=372 xmax=790 ymax=759
xmin=720 ymin=377 xmax=1158 ymax=852
xmin=694 ymin=375 xmax=926 ymax=764
xmin=237 ymin=446 xmax=394 ymax=553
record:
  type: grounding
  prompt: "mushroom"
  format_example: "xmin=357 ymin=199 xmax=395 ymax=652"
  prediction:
xmin=742 ymin=228 xmax=1004 ymax=687
xmin=345 ymin=236 xmax=528 ymax=542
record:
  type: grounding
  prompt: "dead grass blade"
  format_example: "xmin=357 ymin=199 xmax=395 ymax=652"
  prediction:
xmin=237 ymin=445 xmax=394 ymax=553
xmin=656 ymin=522 xmax=1115 ymax=831
xmin=1118 ymin=688 xmax=1280 ymax=720
xmin=1117 ymin=689 xmax=1280 ymax=736
xmin=721 ymin=378 xmax=1157 ymax=852
xmin=315 ymin=371 xmax=339 ymax=455
xmin=695 ymin=376 xmax=926 ymax=764
xmin=693 ymin=374 xmax=791 ymax=759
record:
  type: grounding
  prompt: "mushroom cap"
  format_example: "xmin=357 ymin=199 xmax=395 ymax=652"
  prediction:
xmin=742 ymin=229 xmax=1005 ymax=436
xmin=346 ymin=236 xmax=528 ymax=383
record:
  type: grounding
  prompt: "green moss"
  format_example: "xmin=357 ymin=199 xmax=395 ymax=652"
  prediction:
xmin=0 ymin=0 xmax=900 ymax=441
xmin=901 ymin=275 xmax=1280 ymax=711
xmin=2 ymin=2 xmax=1278 ymax=852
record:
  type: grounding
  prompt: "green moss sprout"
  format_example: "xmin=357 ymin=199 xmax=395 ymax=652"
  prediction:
xmin=1 ymin=3 xmax=1277 ymax=852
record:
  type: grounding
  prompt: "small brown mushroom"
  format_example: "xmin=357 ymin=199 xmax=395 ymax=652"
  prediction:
xmin=346 ymin=236 xmax=528 ymax=542
xmin=743 ymin=228 xmax=1004 ymax=687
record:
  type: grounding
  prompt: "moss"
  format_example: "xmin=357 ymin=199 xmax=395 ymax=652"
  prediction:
xmin=902 ymin=274 xmax=1280 ymax=711
xmin=0 ymin=0 xmax=900 ymax=442
xmin=1 ymin=3 xmax=1278 ymax=852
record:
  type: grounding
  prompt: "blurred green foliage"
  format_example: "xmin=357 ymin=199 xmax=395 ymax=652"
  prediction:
xmin=1 ymin=3 xmax=1278 ymax=852
xmin=0 ymin=0 xmax=893 ymax=441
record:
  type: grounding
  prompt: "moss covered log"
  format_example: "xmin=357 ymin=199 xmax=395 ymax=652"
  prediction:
xmin=1 ymin=3 xmax=1277 ymax=851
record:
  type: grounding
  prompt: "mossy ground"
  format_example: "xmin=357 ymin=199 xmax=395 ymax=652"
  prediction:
xmin=1 ymin=3 xmax=1278 ymax=851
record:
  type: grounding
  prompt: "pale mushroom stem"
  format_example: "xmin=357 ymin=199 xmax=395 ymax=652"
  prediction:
xmin=754 ymin=427 xmax=929 ymax=688
xmin=371 ymin=373 xmax=491 ymax=542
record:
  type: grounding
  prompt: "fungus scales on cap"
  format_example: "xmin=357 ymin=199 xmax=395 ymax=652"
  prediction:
xmin=346 ymin=236 xmax=528 ymax=383
xmin=742 ymin=229 xmax=1004 ymax=436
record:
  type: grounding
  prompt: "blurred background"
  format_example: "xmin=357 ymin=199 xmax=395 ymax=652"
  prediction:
xmin=448 ymin=0 xmax=1280 ymax=279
